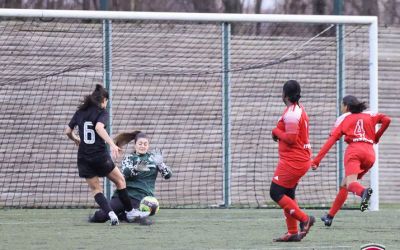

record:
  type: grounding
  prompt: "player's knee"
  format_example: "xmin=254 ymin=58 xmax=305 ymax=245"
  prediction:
xmin=270 ymin=183 xmax=284 ymax=203
xmin=270 ymin=190 xmax=283 ymax=203
xmin=91 ymin=188 xmax=103 ymax=196
xmin=114 ymin=177 xmax=126 ymax=189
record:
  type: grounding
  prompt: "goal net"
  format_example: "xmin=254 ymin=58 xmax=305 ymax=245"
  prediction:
xmin=0 ymin=10 xmax=377 ymax=209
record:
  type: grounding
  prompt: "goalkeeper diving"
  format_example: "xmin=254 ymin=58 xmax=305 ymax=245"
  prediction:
xmin=88 ymin=131 xmax=172 ymax=225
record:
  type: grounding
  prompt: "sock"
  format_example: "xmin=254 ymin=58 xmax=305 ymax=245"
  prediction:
xmin=278 ymin=195 xmax=308 ymax=223
xmin=328 ymin=187 xmax=348 ymax=217
xmin=117 ymin=188 xmax=133 ymax=212
xmin=347 ymin=182 xmax=365 ymax=197
xmin=284 ymin=210 xmax=298 ymax=234
xmin=94 ymin=192 xmax=112 ymax=214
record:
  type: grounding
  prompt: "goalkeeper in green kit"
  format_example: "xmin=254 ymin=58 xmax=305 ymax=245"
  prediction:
xmin=88 ymin=131 xmax=172 ymax=225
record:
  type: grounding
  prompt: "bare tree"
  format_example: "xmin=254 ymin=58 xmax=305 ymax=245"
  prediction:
xmin=362 ymin=0 xmax=379 ymax=16
xmin=222 ymin=0 xmax=242 ymax=13
xmin=83 ymin=0 xmax=90 ymax=10
xmin=4 ymin=0 xmax=22 ymax=8
xmin=193 ymin=0 xmax=218 ymax=13
xmin=312 ymin=0 xmax=332 ymax=36
xmin=254 ymin=0 xmax=262 ymax=35
xmin=381 ymin=0 xmax=400 ymax=25
xmin=282 ymin=0 xmax=308 ymax=14
xmin=133 ymin=0 xmax=194 ymax=12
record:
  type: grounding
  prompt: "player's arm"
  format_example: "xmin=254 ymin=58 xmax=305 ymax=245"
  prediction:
xmin=150 ymin=149 xmax=172 ymax=179
xmin=121 ymin=156 xmax=149 ymax=179
xmin=271 ymin=127 xmax=297 ymax=145
xmin=373 ymin=113 xmax=391 ymax=143
xmin=95 ymin=122 xmax=121 ymax=159
xmin=271 ymin=112 xmax=300 ymax=145
xmin=64 ymin=126 xmax=80 ymax=146
xmin=312 ymin=128 xmax=342 ymax=169
xmin=65 ymin=113 xmax=80 ymax=146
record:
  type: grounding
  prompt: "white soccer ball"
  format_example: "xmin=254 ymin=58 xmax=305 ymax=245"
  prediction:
xmin=139 ymin=196 xmax=159 ymax=216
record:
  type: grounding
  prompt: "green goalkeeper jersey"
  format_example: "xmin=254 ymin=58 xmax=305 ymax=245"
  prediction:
xmin=112 ymin=152 xmax=158 ymax=201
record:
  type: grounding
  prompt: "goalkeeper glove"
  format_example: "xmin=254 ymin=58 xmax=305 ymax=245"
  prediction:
xmin=149 ymin=148 xmax=163 ymax=165
xmin=150 ymin=149 xmax=172 ymax=179
xmin=122 ymin=160 xmax=150 ymax=178
xmin=158 ymin=163 xmax=172 ymax=179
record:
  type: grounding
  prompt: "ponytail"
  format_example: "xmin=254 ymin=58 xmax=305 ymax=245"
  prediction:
xmin=342 ymin=95 xmax=367 ymax=114
xmin=78 ymin=84 xmax=109 ymax=110
xmin=114 ymin=131 xmax=147 ymax=147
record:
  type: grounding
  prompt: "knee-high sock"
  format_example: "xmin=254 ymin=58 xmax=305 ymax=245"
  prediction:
xmin=278 ymin=195 xmax=308 ymax=223
xmin=328 ymin=187 xmax=348 ymax=217
xmin=284 ymin=209 xmax=298 ymax=234
xmin=117 ymin=188 xmax=133 ymax=212
xmin=94 ymin=192 xmax=112 ymax=214
xmin=347 ymin=182 xmax=365 ymax=197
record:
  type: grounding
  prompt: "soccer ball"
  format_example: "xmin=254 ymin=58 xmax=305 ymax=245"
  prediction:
xmin=139 ymin=196 xmax=159 ymax=216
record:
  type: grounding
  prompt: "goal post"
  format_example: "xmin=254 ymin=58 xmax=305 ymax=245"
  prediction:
xmin=0 ymin=9 xmax=378 ymax=210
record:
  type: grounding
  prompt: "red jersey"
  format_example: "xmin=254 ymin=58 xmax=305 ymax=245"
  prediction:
xmin=313 ymin=111 xmax=391 ymax=166
xmin=273 ymin=104 xmax=311 ymax=163
xmin=331 ymin=111 xmax=386 ymax=144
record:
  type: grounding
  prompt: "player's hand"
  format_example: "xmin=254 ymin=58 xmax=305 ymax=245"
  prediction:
xmin=74 ymin=138 xmax=80 ymax=146
xmin=150 ymin=148 xmax=164 ymax=165
xmin=110 ymin=144 xmax=122 ymax=160
xmin=271 ymin=128 xmax=279 ymax=142
xmin=136 ymin=160 xmax=150 ymax=172
xmin=124 ymin=165 xmax=137 ymax=178
xmin=311 ymin=160 xmax=319 ymax=170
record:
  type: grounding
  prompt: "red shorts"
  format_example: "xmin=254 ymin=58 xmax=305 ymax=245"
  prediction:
xmin=344 ymin=144 xmax=375 ymax=179
xmin=272 ymin=159 xmax=310 ymax=188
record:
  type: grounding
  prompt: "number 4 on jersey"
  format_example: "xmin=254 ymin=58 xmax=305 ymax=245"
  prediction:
xmin=354 ymin=119 xmax=365 ymax=138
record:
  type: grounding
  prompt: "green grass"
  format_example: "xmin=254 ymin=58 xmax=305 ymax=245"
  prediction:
xmin=0 ymin=208 xmax=399 ymax=250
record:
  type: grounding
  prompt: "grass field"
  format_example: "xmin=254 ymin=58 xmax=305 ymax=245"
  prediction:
xmin=0 ymin=207 xmax=399 ymax=250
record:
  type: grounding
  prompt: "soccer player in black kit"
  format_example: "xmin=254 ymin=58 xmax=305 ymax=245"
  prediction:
xmin=65 ymin=84 xmax=147 ymax=225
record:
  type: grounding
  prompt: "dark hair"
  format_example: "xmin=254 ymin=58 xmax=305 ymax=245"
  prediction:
xmin=342 ymin=95 xmax=367 ymax=113
xmin=114 ymin=131 xmax=147 ymax=147
xmin=78 ymin=84 xmax=109 ymax=110
xmin=283 ymin=80 xmax=301 ymax=103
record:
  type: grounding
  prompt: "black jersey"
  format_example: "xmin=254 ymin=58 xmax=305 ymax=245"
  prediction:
xmin=68 ymin=106 xmax=109 ymax=157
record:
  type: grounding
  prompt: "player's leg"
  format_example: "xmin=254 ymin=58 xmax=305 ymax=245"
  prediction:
xmin=270 ymin=164 xmax=314 ymax=241
xmin=284 ymin=186 xmax=314 ymax=236
xmin=345 ymin=174 xmax=372 ymax=211
xmin=284 ymin=185 xmax=300 ymax=234
xmin=107 ymin=167 xmax=132 ymax=211
xmin=321 ymin=178 xmax=348 ymax=227
xmin=344 ymin=148 xmax=374 ymax=211
xmin=88 ymin=208 xmax=109 ymax=223
xmin=107 ymin=168 xmax=150 ymax=221
xmin=357 ymin=152 xmax=375 ymax=211
xmin=270 ymin=182 xmax=309 ymax=242
xmin=86 ymin=176 xmax=119 ymax=225
xmin=270 ymin=183 xmax=299 ymax=239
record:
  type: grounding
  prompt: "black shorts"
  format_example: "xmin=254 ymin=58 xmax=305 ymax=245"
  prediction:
xmin=77 ymin=154 xmax=115 ymax=178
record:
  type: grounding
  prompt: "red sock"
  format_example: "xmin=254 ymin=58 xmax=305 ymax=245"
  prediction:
xmin=347 ymin=182 xmax=365 ymax=197
xmin=284 ymin=210 xmax=298 ymax=234
xmin=328 ymin=187 xmax=348 ymax=217
xmin=278 ymin=195 xmax=308 ymax=223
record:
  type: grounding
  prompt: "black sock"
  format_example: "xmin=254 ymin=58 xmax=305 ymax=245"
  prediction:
xmin=117 ymin=188 xmax=133 ymax=211
xmin=94 ymin=193 xmax=112 ymax=214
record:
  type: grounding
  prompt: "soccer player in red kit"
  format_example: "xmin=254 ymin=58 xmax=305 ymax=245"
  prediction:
xmin=270 ymin=80 xmax=315 ymax=242
xmin=312 ymin=95 xmax=391 ymax=227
